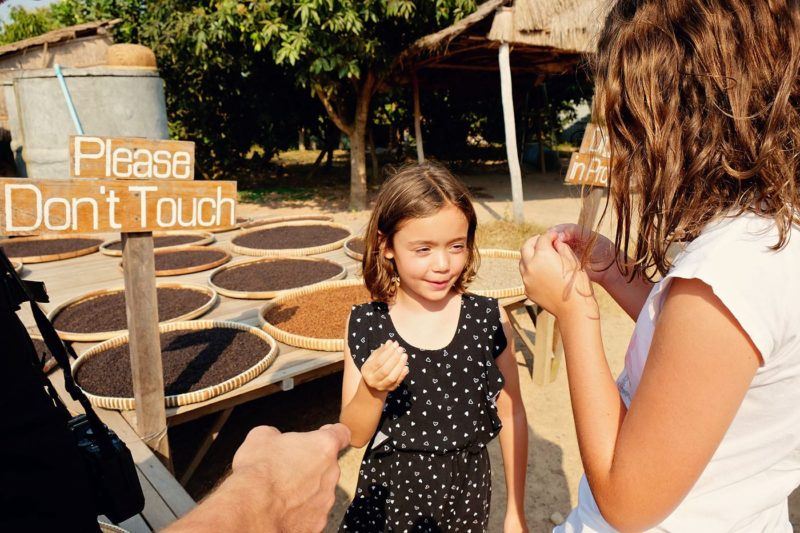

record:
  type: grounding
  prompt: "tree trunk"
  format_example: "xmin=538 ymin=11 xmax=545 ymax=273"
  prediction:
xmin=350 ymin=111 xmax=368 ymax=210
xmin=499 ymin=43 xmax=525 ymax=223
xmin=298 ymin=127 xmax=306 ymax=151
xmin=368 ymin=127 xmax=380 ymax=181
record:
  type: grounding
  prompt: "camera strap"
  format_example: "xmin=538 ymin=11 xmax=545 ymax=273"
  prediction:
xmin=0 ymin=248 xmax=113 ymax=450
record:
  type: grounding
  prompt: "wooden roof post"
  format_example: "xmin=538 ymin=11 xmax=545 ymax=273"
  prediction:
xmin=412 ymin=70 xmax=425 ymax=163
xmin=499 ymin=42 xmax=525 ymax=223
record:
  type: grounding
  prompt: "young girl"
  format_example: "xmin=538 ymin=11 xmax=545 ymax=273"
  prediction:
xmin=520 ymin=1 xmax=800 ymax=531
xmin=339 ymin=163 xmax=529 ymax=532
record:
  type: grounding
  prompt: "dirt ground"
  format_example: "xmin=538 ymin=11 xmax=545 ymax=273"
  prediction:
xmin=169 ymin=168 xmax=800 ymax=532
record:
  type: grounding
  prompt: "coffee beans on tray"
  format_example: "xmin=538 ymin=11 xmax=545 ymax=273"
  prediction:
xmin=154 ymin=249 xmax=227 ymax=272
xmin=212 ymin=258 xmax=344 ymax=293
xmin=346 ymin=237 xmax=366 ymax=256
xmin=232 ymin=224 xmax=350 ymax=250
xmin=263 ymin=285 xmax=370 ymax=339
xmin=76 ymin=328 xmax=270 ymax=397
xmin=106 ymin=234 xmax=205 ymax=251
xmin=53 ymin=287 xmax=212 ymax=334
xmin=1 ymin=237 xmax=102 ymax=259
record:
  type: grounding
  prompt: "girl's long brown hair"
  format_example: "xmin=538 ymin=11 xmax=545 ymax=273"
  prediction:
xmin=362 ymin=162 xmax=479 ymax=303
xmin=595 ymin=0 xmax=800 ymax=279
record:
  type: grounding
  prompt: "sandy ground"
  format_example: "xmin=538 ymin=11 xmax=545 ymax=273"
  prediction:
xmin=170 ymin=170 xmax=800 ymax=532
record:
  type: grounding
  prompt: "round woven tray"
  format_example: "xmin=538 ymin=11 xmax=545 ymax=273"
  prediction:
xmin=210 ymin=216 xmax=253 ymax=233
xmin=30 ymin=333 xmax=58 ymax=373
xmin=343 ymin=235 xmax=365 ymax=261
xmin=12 ymin=261 xmax=22 ymax=274
xmin=48 ymin=283 xmax=219 ymax=342
xmin=469 ymin=248 xmax=524 ymax=299
xmin=0 ymin=235 xmax=102 ymax=263
xmin=72 ymin=320 xmax=279 ymax=410
xmin=100 ymin=231 xmax=216 ymax=257
xmin=259 ymin=278 xmax=368 ymax=352
xmin=208 ymin=256 xmax=347 ymax=300
xmin=231 ymin=221 xmax=352 ymax=257
xmin=99 ymin=522 xmax=128 ymax=533
xmin=119 ymin=246 xmax=231 ymax=276
xmin=243 ymin=213 xmax=334 ymax=229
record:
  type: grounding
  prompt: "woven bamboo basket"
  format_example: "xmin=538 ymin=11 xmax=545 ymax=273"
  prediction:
xmin=100 ymin=231 xmax=215 ymax=257
xmin=208 ymin=256 xmax=347 ymax=300
xmin=118 ymin=246 xmax=231 ymax=277
xmin=48 ymin=283 xmax=219 ymax=342
xmin=98 ymin=521 xmax=128 ymax=533
xmin=210 ymin=216 xmax=252 ymax=233
xmin=12 ymin=261 xmax=22 ymax=274
xmin=231 ymin=221 xmax=352 ymax=257
xmin=259 ymin=278 xmax=368 ymax=352
xmin=343 ymin=235 xmax=365 ymax=261
xmin=29 ymin=333 xmax=58 ymax=373
xmin=469 ymin=248 xmax=525 ymax=299
xmin=72 ymin=320 xmax=279 ymax=410
xmin=242 ymin=213 xmax=334 ymax=229
xmin=0 ymin=235 xmax=102 ymax=263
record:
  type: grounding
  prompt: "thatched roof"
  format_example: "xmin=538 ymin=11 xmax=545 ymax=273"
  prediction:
xmin=410 ymin=0 xmax=607 ymax=57
xmin=0 ymin=19 xmax=120 ymax=57
xmin=488 ymin=0 xmax=609 ymax=53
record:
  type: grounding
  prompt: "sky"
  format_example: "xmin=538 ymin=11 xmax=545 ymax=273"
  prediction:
xmin=0 ymin=0 xmax=59 ymax=22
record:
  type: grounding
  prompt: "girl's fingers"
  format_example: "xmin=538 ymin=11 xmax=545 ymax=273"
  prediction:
xmin=385 ymin=354 xmax=408 ymax=384
xmin=534 ymin=230 xmax=559 ymax=252
xmin=377 ymin=343 xmax=405 ymax=375
xmin=555 ymin=239 xmax=580 ymax=272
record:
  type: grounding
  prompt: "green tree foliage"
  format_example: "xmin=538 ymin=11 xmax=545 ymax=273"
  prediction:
xmin=0 ymin=6 xmax=60 ymax=44
xmin=185 ymin=0 xmax=478 ymax=208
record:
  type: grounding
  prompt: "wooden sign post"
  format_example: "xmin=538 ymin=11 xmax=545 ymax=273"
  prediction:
xmin=564 ymin=123 xmax=610 ymax=230
xmin=1 ymin=136 xmax=236 ymax=469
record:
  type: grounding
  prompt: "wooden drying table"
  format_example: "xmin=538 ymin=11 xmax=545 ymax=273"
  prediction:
xmin=14 ymin=225 xmax=560 ymax=526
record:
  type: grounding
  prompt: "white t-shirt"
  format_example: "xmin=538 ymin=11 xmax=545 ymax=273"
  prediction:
xmin=558 ymin=212 xmax=800 ymax=532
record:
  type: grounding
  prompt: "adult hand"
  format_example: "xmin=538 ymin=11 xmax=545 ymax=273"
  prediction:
xmin=360 ymin=340 xmax=409 ymax=393
xmin=519 ymin=231 xmax=598 ymax=320
xmin=550 ymin=223 xmax=619 ymax=288
xmin=231 ymin=424 xmax=350 ymax=533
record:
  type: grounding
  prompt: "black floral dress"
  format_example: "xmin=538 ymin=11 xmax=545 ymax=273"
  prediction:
xmin=340 ymin=293 xmax=507 ymax=533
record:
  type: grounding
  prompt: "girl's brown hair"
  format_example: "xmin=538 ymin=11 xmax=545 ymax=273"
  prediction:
xmin=595 ymin=0 xmax=800 ymax=279
xmin=362 ymin=162 xmax=479 ymax=302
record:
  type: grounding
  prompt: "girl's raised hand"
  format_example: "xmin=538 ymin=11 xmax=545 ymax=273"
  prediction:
xmin=361 ymin=340 xmax=409 ymax=393
xmin=551 ymin=223 xmax=618 ymax=288
xmin=519 ymin=231 xmax=598 ymax=320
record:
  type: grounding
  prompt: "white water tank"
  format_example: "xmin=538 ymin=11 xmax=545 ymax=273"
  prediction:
xmin=10 ymin=65 xmax=169 ymax=179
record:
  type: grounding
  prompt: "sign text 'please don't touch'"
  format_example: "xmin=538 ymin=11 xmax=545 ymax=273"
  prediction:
xmin=0 ymin=178 xmax=236 ymax=235
xmin=70 ymin=136 xmax=196 ymax=180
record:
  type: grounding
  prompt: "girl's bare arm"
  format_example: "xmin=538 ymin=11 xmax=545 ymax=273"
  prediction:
xmin=495 ymin=307 xmax=529 ymax=531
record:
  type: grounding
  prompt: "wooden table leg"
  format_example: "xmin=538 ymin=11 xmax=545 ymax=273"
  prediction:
xmin=179 ymin=407 xmax=234 ymax=486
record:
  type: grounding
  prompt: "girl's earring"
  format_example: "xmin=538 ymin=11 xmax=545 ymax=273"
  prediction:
xmin=391 ymin=275 xmax=400 ymax=286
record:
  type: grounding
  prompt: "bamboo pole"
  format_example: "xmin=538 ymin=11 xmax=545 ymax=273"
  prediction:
xmin=122 ymin=232 xmax=172 ymax=471
xmin=499 ymin=43 xmax=525 ymax=223
xmin=412 ymin=71 xmax=425 ymax=163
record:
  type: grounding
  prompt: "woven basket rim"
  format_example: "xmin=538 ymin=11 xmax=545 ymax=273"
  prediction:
xmin=209 ymin=216 xmax=252 ymax=233
xmin=231 ymin=221 xmax=352 ymax=257
xmin=343 ymin=235 xmax=365 ymax=262
xmin=208 ymin=255 xmax=347 ymax=300
xmin=1 ymin=234 xmax=103 ymax=263
xmin=259 ymin=278 xmax=367 ymax=352
xmin=242 ymin=213 xmax=334 ymax=229
xmin=72 ymin=320 xmax=279 ymax=410
xmin=117 ymin=245 xmax=231 ymax=277
xmin=48 ymin=283 xmax=218 ymax=342
xmin=100 ymin=231 xmax=215 ymax=257
xmin=470 ymin=248 xmax=524 ymax=298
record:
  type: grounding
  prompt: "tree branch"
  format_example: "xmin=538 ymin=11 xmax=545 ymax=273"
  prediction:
xmin=314 ymin=85 xmax=353 ymax=136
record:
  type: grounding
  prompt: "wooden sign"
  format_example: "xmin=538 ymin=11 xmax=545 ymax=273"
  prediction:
xmin=0 ymin=178 xmax=236 ymax=235
xmin=564 ymin=123 xmax=609 ymax=187
xmin=70 ymin=136 xmax=195 ymax=180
